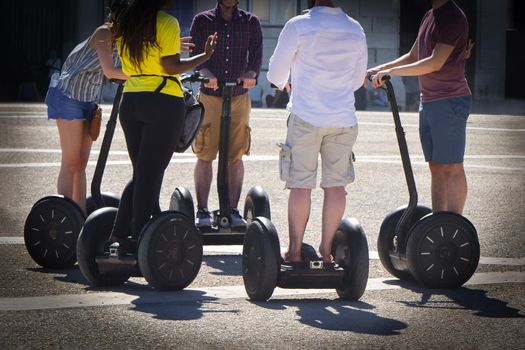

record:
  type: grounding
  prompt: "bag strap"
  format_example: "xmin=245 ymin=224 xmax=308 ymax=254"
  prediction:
xmin=130 ymin=74 xmax=182 ymax=93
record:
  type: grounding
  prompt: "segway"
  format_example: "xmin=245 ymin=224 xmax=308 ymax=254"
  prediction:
xmin=76 ymin=73 xmax=211 ymax=290
xmin=376 ymin=76 xmax=480 ymax=288
xmin=170 ymin=81 xmax=271 ymax=245
xmin=24 ymin=82 xmax=124 ymax=268
xmin=242 ymin=217 xmax=369 ymax=302
xmin=76 ymin=207 xmax=202 ymax=290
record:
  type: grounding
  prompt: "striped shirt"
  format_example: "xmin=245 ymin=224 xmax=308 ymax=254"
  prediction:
xmin=190 ymin=5 xmax=263 ymax=97
xmin=56 ymin=37 xmax=118 ymax=102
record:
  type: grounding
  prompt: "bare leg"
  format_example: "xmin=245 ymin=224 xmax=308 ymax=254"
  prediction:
xmin=56 ymin=119 xmax=91 ymax=214
xmin=194 ymin=159 xmax=213 ymax=209
xmin=229 ymin=159 xmax=244 ymax=208
xmin=286 ymin=188 xmax=311 ymax=262
xmin=72 ymin=122 xmax=93 ymax=213
xmin=429 ymin=161 xmax=467 ymax=214
xmin=319 ymin=186 xmax=346 ymax=263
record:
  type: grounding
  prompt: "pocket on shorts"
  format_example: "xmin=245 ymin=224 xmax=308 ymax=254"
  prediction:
xmin=191 ymin=122 xmax=211 ymax=154
xmin=278 ymin=143 xmax=292 ymax=182
xmin=244 ymin=126 xmax=252 ymax=156
xmin=450 ymin=97 xmax=471 ymax=120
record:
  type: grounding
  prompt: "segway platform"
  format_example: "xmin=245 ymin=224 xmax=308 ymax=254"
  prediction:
xmin=242 ymin=217 xmax=369 ymax=301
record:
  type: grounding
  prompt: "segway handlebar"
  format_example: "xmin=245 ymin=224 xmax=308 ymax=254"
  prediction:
xmin=181 ymin=72 xmax=209 ymax=84
xmin=217 ymin=80 xmax=245 ymax=88
xmin=367 ymin=74 xmax=391 ymax=83
xmin=109 ymin=79 xmax=126 ymax=85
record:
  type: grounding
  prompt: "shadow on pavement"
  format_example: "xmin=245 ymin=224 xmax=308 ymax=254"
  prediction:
xmin=385 ymin=279 xmax=525 ymax=318
xmin=203 ymin=254 xmax=241 ymax=276
xmin=40 ymin=264 xmax=240 ymax=322
xmin=253 ymin=299 xmax=407 ymax=335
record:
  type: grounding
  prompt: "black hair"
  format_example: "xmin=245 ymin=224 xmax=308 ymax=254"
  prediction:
xmin=113 ymin=0 xmax=166 ymax=71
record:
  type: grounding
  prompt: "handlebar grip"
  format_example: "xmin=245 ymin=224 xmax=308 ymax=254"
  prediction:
xmin=367 ymin=74 xmax=391 ymax=82
xmin=110 ymin=79 xmax=125 ymax=85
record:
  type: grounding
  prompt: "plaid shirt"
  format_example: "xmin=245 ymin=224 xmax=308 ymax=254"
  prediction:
xmin=190 ymin=5 xmax=263 ymax=97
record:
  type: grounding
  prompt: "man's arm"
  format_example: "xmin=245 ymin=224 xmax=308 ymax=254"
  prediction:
xmin=190 ymin=15 xmax=208 ymax=69
xmin=243 ymin=16 xmax=263 ymax=83
xmin=190 ymin=15 xmax=217 ymax=89
xmin=352 ymin=38 xmax=368 ymax=91
xmin=371 ymin=42 xmax=454 ymax=88
xmin=267 ymin=21 xmax=298 ymax=90
xmin=365 ymin=39 xmax=418 ymax=84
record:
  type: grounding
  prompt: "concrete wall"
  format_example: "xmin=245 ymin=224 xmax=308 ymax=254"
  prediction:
xmin=474 ymin=0 xmax=507 ymax=100
xmin=256 ymin=0 xmax=405 ymax=108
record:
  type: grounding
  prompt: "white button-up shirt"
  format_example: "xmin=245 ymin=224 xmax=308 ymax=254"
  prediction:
xmin=267 ymin=6 xmax=367 ymax=128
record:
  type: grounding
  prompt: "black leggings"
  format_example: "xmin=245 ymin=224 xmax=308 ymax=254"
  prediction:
xmin=111 ymin=92 xmax=185 ymax=240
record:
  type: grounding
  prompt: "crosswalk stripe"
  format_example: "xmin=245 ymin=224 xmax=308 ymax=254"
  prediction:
xmin=0 ymin=271 xmax=523 ymax=312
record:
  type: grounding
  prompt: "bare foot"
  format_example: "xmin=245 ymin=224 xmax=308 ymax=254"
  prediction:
xmin=283 ymin=250 xmax=302 ymax=263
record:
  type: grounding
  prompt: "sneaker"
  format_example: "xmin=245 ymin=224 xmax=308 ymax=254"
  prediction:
xmin=230 ymin=208 xmax=247 ymax=229
xmin=196 ymin=208 xmax=212 ymax=228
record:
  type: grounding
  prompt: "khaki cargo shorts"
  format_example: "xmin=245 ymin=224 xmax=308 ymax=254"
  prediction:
xmin=279 ymin=113 xmax=358 ymax=189
xmin=191 ymin=92 xmax=251 ymax=162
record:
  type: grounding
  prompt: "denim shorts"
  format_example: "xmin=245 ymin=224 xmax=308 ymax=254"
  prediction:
xmin=45 ymin=87 xmax=97 ymax=121
xmin=419 ymin=96 xmax=472 ymax=164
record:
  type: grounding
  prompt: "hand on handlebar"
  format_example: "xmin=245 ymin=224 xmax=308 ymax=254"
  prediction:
xmin=369 ymin=70 xmax=392 ymax=89
xmin=239 ymin=71 xmax=257 ymax=89
xmin=204 ymin=77 xmax=219 ymax=90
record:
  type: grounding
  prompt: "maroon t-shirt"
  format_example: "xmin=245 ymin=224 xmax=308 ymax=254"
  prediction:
xmin=418 ymin=1 xmax=471 ymax=102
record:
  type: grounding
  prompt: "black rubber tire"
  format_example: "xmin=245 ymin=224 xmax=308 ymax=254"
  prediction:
xmin=169 ymin=187 xmax=195 ymax=220
xmin=406 ymin=212 xmax=480 ymax=289
xmin=332 ymin=218 xmax=369 ymax=300
xmin=86 ymin=193 xmax=120 ymax=215
xmin=77 ymin=207 xmax=131 ymax=286
xmin=138 ymin=211 xmax=203 ymax=291
xmin=24 ymin=196 xmax=84 ymax=268
xmin=377 ymin=205 xmax=432 ymax=280
xmin=243 ymin=186 xmax=271 ymax=225
xmin=242 ymin=217 xmax=280 ymax=301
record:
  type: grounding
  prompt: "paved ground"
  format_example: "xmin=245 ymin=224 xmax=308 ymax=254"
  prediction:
xmin=0 ymin=102 xmax=524 ymax=349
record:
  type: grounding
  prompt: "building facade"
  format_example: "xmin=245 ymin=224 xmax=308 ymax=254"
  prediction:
xmin=1 ymin=0 xmax=523 ymax=106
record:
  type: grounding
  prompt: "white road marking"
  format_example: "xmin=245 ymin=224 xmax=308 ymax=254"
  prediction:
xmin=0 ymin=271 xmax=523 ymax=312
xmin=0 ymin=154 xmax=523 ymax=172
xmin=250 ymin=117 xmax=525 ymax=132
xmin=2 ymin=148 xmax=525 ymax=161
xmin=1 ymin=238 xmax=524 ymax=266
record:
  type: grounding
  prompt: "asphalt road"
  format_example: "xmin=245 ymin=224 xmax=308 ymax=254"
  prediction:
xmin=0 ymin=102 xmax=524 ymax=349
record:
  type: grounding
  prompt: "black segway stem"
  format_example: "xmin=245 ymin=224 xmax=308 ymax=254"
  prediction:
xmin=383 ymin=78 xmax=419 ymax=248
xmin=216 ymin=81 xmax=243 ymax=227
xmin=90 ymin=82 xmax=124 ymax=208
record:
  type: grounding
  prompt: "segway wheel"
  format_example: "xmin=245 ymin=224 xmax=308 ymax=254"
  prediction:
xmin=86 ymin=192 xmax=120 ymax=215
xmin=242 ymin=217 xmax=280 ymax=301
xmin=24 ymin=196 xmax=84 ymax=268
xmin=169 ymin=187 xmax=195 ymax=220
xmin=77 ymin=207 xmax=131 ymax=286
xmin=243 ymin=186 xmax=271 ymax=225
xmin=138 ymin=212 xmax=203 ymax=290
xmin=378 ymin=205 xmax=432 ymax=280
xmin=406 ymin=212 xmax=480 ymax=289
xmin=332 ymin=218 xmax=369 ymax=300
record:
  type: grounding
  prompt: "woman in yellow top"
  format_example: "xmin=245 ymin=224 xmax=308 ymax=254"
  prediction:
xmin=109 ymin=0 xmax=217 ymax=254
